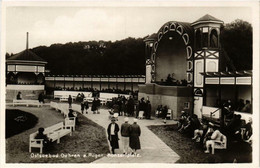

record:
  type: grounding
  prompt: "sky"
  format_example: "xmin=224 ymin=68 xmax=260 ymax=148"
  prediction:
xmin=5 ymin=6 xmax=252 ymax=54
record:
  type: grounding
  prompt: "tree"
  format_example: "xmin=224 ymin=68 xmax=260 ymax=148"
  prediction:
xmin=221 ymin=19 xmax=252 ymax=70
xmin=31 ymin=38 xmax=145 ymax=75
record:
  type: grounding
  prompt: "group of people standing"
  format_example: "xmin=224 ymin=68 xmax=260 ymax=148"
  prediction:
xmin=136 ymin=97 xmax=152 ymax=119
xmin=109 ymin=96 xmax=135 ymax=117
xmin=107 ymin=117 xmax=141 ymax=155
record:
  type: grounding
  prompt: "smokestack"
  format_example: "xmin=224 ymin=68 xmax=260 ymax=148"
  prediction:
xmin=26 ymin=32 xmax=29 ymax=50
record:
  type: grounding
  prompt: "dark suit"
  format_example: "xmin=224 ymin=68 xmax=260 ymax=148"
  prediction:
xmin=107 ymin=123 xmax=120 ymax=153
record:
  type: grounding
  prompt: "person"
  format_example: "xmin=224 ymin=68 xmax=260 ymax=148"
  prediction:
xmin=241 ymin=100 xmax=252 ymax=113
xmin=107 ymin=117 xmax=120 ymax=154
xmin=225 ymin=114 xmax=242 ymax=139
xmin=202 ymin=122 xmax=215 ymax=147
xmin=80 ymin=101 xmax=85 ymax=114
xmin=156 ymin=105 xmax=163 ymax=118
xmin=96 ymin=98 xmax=101 ymax=114
xmin=34 ymin=127 xmax=52 ymax=152
xmin=138 ymin=98 xmax=146 ymax=119
xmin=84 ymin=100 xmax=89 ymax=114
xmin=192 ymin=119 xmax=209 ymax=142
xmin=126 ymin=96 xmax=135 ymax=117
xmin=129 ymin=118 xmax=141 ymax=155
xmin=241 ymin=117 xmax=252 ymax=142
xmin=91 ymin=98 xmax=97 ymax=114
xmin=16 ymin=91 xmax=22 ymax=100
xmin=183 ymin=114 xmax=201 ymax=136
xmin=223 ymin=99 xmax=234 ymax=120
xmin=38 ymin=92 xmax=44 ymax=104
xmin=204 ymin=129 xmax=225 ymax=154
xmin=236 ymin=99 xmax=245 ymax=111
xmin=166 ymin=74 xmax=174 ymax=85
xmin=162 ymin=105 xmax=168 ymax=124
xmin=68 ymin=95 xmax=72 ymax=108
xmin=177 ymin=111 xmax=188 ymax=130
xmin=68 ymin=109 xmax=79 ymax=125
xmin=146 ymin=100 xmax=151 ymax=119
xmin=121 ymin=117 xmax=131 ymax=154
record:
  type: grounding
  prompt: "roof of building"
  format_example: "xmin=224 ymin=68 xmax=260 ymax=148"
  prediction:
xmin=191 ymin=14 xmax=224 ymax=26
xmin=201 ymin=70 xmax=252 ymax=77
xmin=7 ymin=49 xmax=47 ymax=63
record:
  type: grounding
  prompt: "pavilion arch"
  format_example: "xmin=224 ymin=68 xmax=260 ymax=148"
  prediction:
xmin=151 ymin=21 xmax=194 ymax=83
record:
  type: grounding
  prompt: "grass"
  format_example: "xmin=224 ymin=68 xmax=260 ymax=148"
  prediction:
xmin=6 ymin=109 xmax=38 ymax=138
xmin=148 ymin=124 xmax=252 ymax=163
xmin=6 ymin=106 xmax=109 ymax=163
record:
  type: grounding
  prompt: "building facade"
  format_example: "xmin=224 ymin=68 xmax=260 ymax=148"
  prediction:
xmin=139 ymin=14 xmax=252 ymax=121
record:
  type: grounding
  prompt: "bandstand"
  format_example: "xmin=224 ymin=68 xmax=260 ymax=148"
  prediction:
xmin=139 ymin=14 xmax=252 ymax=121
xmin=6 ymin=33 xmax=47 ymax=100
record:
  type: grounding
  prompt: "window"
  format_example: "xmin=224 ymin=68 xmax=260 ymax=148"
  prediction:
xmin=202 ymin=27 xmax=209 ymax=48
xmin=210 ymin=29 xmax=218 ymax=48
xmin=195 ymin=29 xmax=201 ymax=49
xmin=184 ymin=102 xmax=190 ymax=109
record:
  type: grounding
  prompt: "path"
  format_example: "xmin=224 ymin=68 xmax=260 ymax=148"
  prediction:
xmin=67 ymin=103 xmax=180 ymax=163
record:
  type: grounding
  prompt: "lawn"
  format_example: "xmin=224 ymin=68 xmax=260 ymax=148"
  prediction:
xmin=148 ymin=124 xmax=252 ymax=163
xmin=6 ymin=106 xmax=110 ymax=163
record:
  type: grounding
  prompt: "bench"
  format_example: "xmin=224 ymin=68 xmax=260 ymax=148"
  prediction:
xmin=64 ymin=117 xmax=76 ymax=131
xmin=211 ymin=135 xmax=227 ymax=154
xmin=84 ymin=97 xmax=94 ymax=103
xmin=59 ymin=96 xmax=76 ymax=102
xmin=29 ymin=122 xmax=72 ymax=153
xmin=50 ymin=102 xmax=59 ymax=111
xmin=13 ymin=99 xmax=42 ymax=107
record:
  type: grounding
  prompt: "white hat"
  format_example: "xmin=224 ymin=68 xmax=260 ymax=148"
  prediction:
xmin=133 ymin=118 xmax=138 ymax=123
xmin=124 ymin=117 xmax=129 ymax=122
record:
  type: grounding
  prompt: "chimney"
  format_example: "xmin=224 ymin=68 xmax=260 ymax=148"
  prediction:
xmin=26 ymin=32 xmax=29 ymax=50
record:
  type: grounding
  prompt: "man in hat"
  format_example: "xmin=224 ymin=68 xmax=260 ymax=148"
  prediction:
xmin=107 ymin=117 xmax=120 ymax=154
xmin=121 ymin=117 xmax=131 ymax=154
xmin=129 ymin=118 xmax=141 ymax=155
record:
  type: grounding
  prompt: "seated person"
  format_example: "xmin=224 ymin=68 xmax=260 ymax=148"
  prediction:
xmin=16 ymin=92 xmax=22 ymax=100
xmin=202 ymin=122 xmax=215 ymax=146
xmin=177 ymin=111 xmax=188 ymax=130
xmin=68 ymin=109 xmax=79 ymax=125
xmin=236 ymin=99 xmax=245 ymax=111
xmin=156 ymin=105 xmax=163 ymax=118
xmin=204 ymin=129 xmax=225 ymax=154
xmin=35 ymin=127 xmax=52 ymax=152
xmin=178 ymin=115 xmax=190 ymax=133
xmin=225 ymin=114 xmax=242 ymax=139
xmin=241 ymin=117 xmax=252 ymax=143
xmin=182 ymin=114 xmax=201 ymax=136
xmin=192 ymin=119 xmax=209 ymax=142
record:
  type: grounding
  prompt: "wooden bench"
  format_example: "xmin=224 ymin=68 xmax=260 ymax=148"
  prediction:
xmin=13 ymin=99 xmax=42 ymax=107
xmin=29 ymin=122 xmax=72 ymax=153
xmin=50 ymin=102 xmax=59 ymax=111
xmin=64 ymin=117 xmax=76 ymax=131
xmin=211 ymin=134 xmax=227 ymax=154
xmin=84 ymin=97 xmax=94 ymax=103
